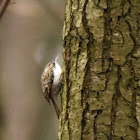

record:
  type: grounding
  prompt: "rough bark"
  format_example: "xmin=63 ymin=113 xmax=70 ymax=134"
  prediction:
xmin=59 ymin=0 xmax=140 ymax=140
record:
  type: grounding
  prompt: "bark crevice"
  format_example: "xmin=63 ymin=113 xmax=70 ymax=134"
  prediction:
xmin=110 ymin=66 xmax=121 ymax=138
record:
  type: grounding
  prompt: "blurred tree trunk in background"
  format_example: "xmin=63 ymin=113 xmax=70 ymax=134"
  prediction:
xmin=59 ymin=0 xmax=140 ymax=139
xmin=0 ymin=0 xmax=9 ymax=139
xmin=0 ymin=0 xmax=9 ymax=16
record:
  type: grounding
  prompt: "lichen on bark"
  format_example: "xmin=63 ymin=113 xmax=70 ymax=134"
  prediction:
xmin=59 ymin=0 xmax=140 ymax=139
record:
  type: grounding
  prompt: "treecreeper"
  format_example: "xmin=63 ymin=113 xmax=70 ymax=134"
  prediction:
xmin=41 ymin=55 xmax=62 ymax=119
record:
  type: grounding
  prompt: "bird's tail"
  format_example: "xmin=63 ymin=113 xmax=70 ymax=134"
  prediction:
xmin=51 ymin=97 xmax=60 ymax=119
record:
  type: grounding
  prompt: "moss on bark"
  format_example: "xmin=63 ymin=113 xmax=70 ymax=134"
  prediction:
xmin=59 ymin=0 xmax=140 ymax=139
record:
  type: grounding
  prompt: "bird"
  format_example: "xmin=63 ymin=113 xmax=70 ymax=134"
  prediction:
xmin=41 ymin=55 xmax=62 ymax=119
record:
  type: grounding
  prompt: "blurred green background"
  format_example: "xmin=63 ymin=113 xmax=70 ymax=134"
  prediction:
xmin=0 ymin=0 xmax=64 ymax=139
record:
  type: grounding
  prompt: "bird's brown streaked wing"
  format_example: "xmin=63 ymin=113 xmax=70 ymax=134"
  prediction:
xmin=44 ymin=78 xmax=53 ymax=104
xmin=42 ymin=63 xmax=54 ymax=104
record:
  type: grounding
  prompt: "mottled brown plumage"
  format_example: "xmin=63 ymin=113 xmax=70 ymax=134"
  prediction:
xmin=41 ymin=57 xmax=61 ymax=119
xmin=41 ymin=61 xmax=55 ymax=103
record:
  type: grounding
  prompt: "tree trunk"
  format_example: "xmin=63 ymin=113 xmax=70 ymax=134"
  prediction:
xmin=0 ymin=0 xmax=9 ymax=17
xmin=59 ymin=0 xmax=140 ymax=139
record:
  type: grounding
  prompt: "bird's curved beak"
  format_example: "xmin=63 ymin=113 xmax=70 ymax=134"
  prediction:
xmin=55 ymin=55 xmax=59 ymax=61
